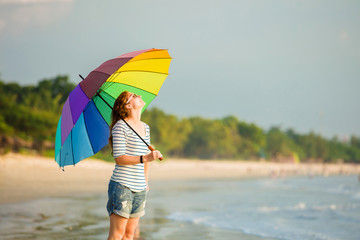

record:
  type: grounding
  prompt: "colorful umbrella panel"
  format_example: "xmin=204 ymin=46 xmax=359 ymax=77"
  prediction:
xmin=55 ymin=49 xmax=172 ymax=168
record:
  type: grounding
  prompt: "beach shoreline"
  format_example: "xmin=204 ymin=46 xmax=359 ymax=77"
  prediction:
xmin=1 ymin=153 xmax=359 ymax=204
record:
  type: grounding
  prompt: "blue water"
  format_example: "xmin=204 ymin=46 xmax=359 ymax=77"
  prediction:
xmin=1 ymin=175 xmax=359 ymax=240
xmin=159 ymin=175 xmax=360 ymax=240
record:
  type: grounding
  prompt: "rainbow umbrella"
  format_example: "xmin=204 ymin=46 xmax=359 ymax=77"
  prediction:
xmin=55 ymin=49 xmax=172 ymax=168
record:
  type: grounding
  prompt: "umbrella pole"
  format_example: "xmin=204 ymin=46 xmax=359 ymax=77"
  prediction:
xmin=79 ymin=75 xmax=163 ymax=160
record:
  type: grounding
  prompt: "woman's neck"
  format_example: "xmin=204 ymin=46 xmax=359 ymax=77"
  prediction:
xmin=125 ymin=110 xmax=141 ymax=125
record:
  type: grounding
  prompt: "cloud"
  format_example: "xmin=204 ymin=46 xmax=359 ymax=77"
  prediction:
xmin=0 ymin=0 xmax=73 ymax=35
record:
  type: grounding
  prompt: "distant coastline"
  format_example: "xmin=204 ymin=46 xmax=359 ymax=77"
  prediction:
xmin=2 ymin=76 xmax=360 ymax=163
xmin=1 ymin=153 xmax=359 ymax=205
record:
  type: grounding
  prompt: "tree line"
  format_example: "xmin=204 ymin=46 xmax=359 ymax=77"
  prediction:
xmin=142 ymin=109 xmax=360 ymax=163
xmin=0 ymin=75 xmax=74 ymax=154
xmin=0 ymin=75 xmax=359 ymax=163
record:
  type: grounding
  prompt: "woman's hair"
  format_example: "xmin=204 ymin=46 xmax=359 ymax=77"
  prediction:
xmin=108 ymin=91 xmax=130 ymax=156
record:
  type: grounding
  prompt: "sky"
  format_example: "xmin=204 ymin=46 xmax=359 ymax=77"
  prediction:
xmin=0 ymin=0 xmax=359 ymax=139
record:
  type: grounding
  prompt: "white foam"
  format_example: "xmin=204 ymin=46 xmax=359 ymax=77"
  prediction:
xmin=256 ymin=206 xmax=280 ymax=212
xmin=292 ymin=202 xmax=306 ymax=210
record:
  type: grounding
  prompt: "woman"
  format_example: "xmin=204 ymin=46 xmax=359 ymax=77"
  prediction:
xmin=107 ymin=91 xmax=162 ymax=240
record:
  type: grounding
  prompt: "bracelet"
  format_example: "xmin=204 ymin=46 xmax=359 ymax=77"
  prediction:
xmin=140 ymin=155 xmax=143 ymax=164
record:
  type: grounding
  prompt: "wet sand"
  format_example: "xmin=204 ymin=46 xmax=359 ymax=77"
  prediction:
xmin=1 ymin=153 xmax=359 ymax=204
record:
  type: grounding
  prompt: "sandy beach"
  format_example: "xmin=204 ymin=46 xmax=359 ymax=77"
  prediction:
xmin=1 ymin=153 xmax=359 ymax=204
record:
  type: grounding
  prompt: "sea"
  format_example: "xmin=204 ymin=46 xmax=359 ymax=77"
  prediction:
xmin=1 ymin=175 xmax=359 ymax=240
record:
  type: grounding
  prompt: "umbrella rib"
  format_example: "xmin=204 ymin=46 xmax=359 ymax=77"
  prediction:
xmin=93 ymin=93 xmax=114 ymax=125
xmin=82 ymin=107 xmax=96 ymax=155
xmin=123 ymin=48 xmax=169 ymax=56
xmin=115 ymin=48 xmax=166 ymax=58
xmin=99 ymin=80 xmax=118 ymax=95
xmin=101 ymin=81 xmax=159 ymax=97
xmin=129 ymin=57 xmax=172 ymax=62
xmin=94 ymin=91 xmax=150 ymax=148
xmin=71 ymin=131 xmax=75 ymax=166
xmin=112 ymin=70 xmax=169 ymax=75
xmin=143 ymin=48 xmax=168 ymax=53
xmin=86 ymin=59 xmax=171 ymax=80
xmin=86 ymin=68 xmax=169 ymax=77
xmin=81 ymin=69 xmax=168 ymax=93
xmin=61 ymin=149 xmax=63 ymax=170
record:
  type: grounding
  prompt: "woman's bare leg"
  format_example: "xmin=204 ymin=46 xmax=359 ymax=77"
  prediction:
xmin=122 ymin=217 xmax=140 ymax=240
xmin=107 ymin=214 xmax=128 ymax=240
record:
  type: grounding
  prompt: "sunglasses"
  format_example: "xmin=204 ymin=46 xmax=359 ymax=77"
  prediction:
xmin=126 ymin=93 xmax=141 ymax=104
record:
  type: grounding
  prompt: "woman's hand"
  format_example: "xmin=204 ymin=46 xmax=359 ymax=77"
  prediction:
xmin=144 ymin=150 xmax=163 ymax=162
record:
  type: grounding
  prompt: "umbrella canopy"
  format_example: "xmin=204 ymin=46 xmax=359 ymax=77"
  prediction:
xmin=55 ymin=49 xmax=172 ymax=168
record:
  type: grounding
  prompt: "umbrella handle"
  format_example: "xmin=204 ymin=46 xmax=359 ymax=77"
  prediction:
xmin=148 ymin=145 xmax=163 ymax=161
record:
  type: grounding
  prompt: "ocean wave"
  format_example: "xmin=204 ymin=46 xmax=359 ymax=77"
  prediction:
xmin=167 ymin=211 xmax=340 ymax=240
xmin=256 ymin=202 xmax=306 ymax=213
xmin=256 ymin=206 xmax=280 ymax=212
xmin=168 ymin=212 xmax=216 ymax=226
xmin=164 ymin=176 xmax=358 ymax=240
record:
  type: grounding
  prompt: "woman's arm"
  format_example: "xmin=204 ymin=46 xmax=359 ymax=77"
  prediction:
xmin=114 ymin=151 xmax=161 ymax=165
xmin=144 ymin=161 xmax=150 ymax=190
xmin=114 ymin=155 xmax=142 ymax=165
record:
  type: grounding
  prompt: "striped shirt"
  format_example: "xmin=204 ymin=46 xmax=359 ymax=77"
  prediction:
xmin=110 ymin=119 xmax=150 ymax=192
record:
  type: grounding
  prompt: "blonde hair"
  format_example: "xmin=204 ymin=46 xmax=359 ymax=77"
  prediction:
xmin=108 ymin=91 xmax=131 ymax=156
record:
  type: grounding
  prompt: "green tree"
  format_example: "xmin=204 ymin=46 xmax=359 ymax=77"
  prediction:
xmin=327 ymin=137 xmax=350 ymax=163
xmin=1 ymin=73 xmax=360 ymax=162
xmin=0 ymin=75 xmax=74 ymax=154
xmin=286 ymin=130 xmax=328 ymax=161
xmin=350 ymin=135 xmax=360 ymax=149
xmin=142 ymin=108 xmax=192 ymax=157
xmin=184 ymin=117 xmax=238 ymax=159
xmin=266 ymin=127 xmax=300 ymax=160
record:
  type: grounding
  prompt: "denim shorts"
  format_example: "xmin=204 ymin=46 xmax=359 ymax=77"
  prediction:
xmin=106 ymin=180 xmax=147 ymax=219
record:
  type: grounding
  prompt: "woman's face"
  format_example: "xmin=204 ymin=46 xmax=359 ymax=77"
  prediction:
xmin=126 ymin=92 xmax=145 ymax=110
